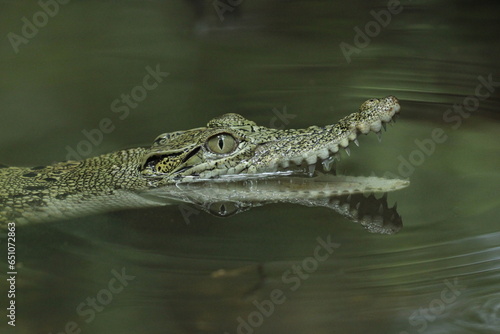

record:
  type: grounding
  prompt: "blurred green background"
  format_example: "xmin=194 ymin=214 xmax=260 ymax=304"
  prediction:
xmin=0 ymin=1 xmax=499 ymax=333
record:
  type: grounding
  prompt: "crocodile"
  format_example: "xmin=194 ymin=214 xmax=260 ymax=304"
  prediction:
xmin=0 ymin=96 xmax=404 ymax=228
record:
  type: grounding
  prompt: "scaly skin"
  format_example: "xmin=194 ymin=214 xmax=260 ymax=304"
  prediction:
xmin=0 ymin=96 xmax=401 ymax=226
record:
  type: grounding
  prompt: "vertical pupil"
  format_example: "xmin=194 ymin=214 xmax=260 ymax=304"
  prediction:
xmin=218 ymin=136 xmax=224 ymax=150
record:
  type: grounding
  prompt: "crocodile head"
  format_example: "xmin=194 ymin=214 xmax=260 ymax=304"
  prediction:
xmin=139 ymin=96 xmax=400 ymax=184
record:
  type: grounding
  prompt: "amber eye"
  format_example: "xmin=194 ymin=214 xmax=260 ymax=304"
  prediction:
xmin=206 ymin=133 xmax=237 ymax=154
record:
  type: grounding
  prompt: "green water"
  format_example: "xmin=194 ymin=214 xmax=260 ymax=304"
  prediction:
xmin=1 ymin=1 xmax=499 ymax=333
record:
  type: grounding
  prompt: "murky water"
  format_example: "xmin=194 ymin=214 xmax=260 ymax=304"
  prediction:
xmin=1 ymin=1 xmax=499 ymax=333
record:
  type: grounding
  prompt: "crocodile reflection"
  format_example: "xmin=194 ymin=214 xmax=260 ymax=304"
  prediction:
xmin=146 ymin=174 xmax=408 ymax=234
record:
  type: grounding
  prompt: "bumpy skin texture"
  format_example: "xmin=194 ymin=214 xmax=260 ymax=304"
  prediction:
xmin=0 ymin=96 xmax=400 ymax=226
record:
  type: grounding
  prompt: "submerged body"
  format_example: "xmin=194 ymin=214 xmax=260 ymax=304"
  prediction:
xmin=0 ymin=96 xmax=402 ymax=226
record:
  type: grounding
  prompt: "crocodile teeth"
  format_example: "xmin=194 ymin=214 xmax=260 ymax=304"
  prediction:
xmin=382 ymin=122 xmax=387 ymax=131
xmin=308 ymin=164 xmax=316 ymax=175
xmin=321 ymin=156 xmax=335 ymax=172
xmin=269 ymin=108 xmax=395 ymax=176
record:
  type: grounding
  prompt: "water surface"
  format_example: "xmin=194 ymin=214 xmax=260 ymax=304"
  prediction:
xmin=0 ymin=1 xmax=499 ymax=333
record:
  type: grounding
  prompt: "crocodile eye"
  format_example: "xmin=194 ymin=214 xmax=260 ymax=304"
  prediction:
xmin=207 ymin=201 xmax=239 ymax=217
xmin=206 ymin=133 xmax=237 ymax=154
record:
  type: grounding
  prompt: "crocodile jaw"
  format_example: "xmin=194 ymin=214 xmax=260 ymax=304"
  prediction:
xmin=142 ymin=96 xmax=400 ymax=184
xmin=248 ymin=95 xmax=401 ymax=175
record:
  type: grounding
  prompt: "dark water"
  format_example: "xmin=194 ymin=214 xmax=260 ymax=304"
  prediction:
xmin=1 ymin=1 xmax=499 ymax=333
